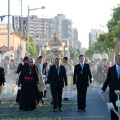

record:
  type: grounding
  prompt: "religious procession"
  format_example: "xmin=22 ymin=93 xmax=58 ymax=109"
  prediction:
xmin=1 ymin=48 xmax=120 ymax=120
xmin=0 ymin=32 xmax=120 ymax=120
xmin=0 ymin=55 xmax=80 ymax=111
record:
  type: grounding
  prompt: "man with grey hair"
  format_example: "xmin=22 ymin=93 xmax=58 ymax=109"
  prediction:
xmin=46 ymin=57 xmax=68 ymax=112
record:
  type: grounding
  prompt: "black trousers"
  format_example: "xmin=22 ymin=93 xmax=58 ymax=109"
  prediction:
xmin=110 ymin=95 xmax=118 ymax=120
xmin=51 ymin=85 xmax=63 ymax=109
xmin=77 ymin=85 xmax=87 ymax=109
xmin=43 ymin=82 xmax=47 ymax=98
xmin=36 ymin=90 xmax=43 ymax=103
xmin=16 ymin=90 xmax=21 ymax=103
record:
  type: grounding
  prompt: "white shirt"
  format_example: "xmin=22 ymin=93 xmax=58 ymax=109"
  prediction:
xmin=80 ymin=62 xmax=84 ymax=65
xmin=94 ymin=64 xmax=97 ymax=72
xmin=80 ymin=63 xmax=84 ymax=69
xmin=39 ymin=63 xmax=43 ymax=72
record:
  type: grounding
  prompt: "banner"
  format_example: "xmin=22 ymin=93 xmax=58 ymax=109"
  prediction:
xmin=12 ymin=16 xmax=21 ymax=30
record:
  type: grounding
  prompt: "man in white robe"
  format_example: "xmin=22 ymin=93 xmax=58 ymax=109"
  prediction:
xmin=62 ymin=57 xmax=74 ymax=100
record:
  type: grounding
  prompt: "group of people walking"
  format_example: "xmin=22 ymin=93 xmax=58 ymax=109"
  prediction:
xmin=0 ymin=54 xmax=93 ymax=113
xmin=1 ymin=54 xmax=120 ymax=120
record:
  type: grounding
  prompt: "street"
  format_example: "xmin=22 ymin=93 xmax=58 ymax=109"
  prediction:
xmin=0 ymin=89 xmax=111 ymax=120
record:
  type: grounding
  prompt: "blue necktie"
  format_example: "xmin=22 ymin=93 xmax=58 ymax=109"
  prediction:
xmin=57 ymin=65 xmax=60 ymax=74
xmin=118 ymin=67 xmax=120 ymax=76
xmin=81 ymin=64 xmax=84 ymax=70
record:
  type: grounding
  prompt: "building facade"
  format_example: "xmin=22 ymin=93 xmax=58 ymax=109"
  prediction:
xmin=21 ymin=15 xmax=51 ymax=44
xmin=62 ymin=19 xmax=72 ymax=40
xmin=0 ymin=23 xmax=27 ymax=62
xmin=77 ymin=40 xmax=81 ymax=50
xmin=51 ymin=14 xmax=66 ymax=39
xmin=89 ymin=29 xmax=104 ymax=47
xmin=20 ymin=14 xmax=79 ymax=50
xmin=72 ymin=28 xmax=78 ymax=49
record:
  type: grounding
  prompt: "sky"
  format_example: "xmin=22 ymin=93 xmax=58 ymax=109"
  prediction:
xmin=0 ymin=0 xmax=120 ymax=48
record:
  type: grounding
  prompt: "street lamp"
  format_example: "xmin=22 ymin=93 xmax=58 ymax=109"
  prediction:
xmin=27 ymin=5 xmax=45 ymax=56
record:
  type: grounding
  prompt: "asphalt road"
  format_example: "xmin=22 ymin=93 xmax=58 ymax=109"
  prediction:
xmin=0 ymin=88 xmax=111 ymax=120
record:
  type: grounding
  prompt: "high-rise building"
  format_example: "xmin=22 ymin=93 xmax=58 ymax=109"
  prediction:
xmin=62 ymin=19 xmax=72 ymax=40
xmin=72 ymin=28 xmax=78 ymax=49
xmin=89 ymin=29 xmax=104 ymax=47
xmin=77 ymin=40 xmax=82 ymax=49
xmin=20 ymin=15 xmax=51 ymax=44
xmin=20 ymin=14 xmax=79 ymax=48
xmin=51 ymin=14 xmax=66 ymax=39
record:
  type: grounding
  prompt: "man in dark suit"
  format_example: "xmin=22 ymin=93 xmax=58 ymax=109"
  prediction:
xmin=46 ymin=57 xmax=68 ymax=112
xmin=0 ymin=66 xmax=6 ymax=104
xmin=73 ymin=55 xmax=93 ymax=112
xmin=99 ymin=55 xmax=120 ymax=120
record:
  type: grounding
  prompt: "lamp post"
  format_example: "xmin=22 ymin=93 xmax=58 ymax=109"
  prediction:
xmin=27 ymin=5 xmax=45 ymax=56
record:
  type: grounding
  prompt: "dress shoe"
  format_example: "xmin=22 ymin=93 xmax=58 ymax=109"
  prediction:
xmin=50 ymin=101 xmax=53 ymax=105
xmin=64 ymin=98 xmax=68 ymax=101
xmin=82 ymin=109 xmax=86 ymax=112
xmin=41 ymin=100 xmax=44 ymax=104
xmin=58 ymin=108 xmax=62 ymax=112
xmin=43 ymin=98 xmax=46 ymax=101
xmin=77 ymin=109 xmax=82 ymax=112
xmin=77 ymin=109 xmax=81 ymax=112
xmin=53 ymin=109 xmax=57 ymax=112
xmin=77 ymin=110 xmax=79 ymax=112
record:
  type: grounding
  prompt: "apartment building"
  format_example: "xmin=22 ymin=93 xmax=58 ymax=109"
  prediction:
xmin=20 ymin=14 xmax=79 ymax=49
xmin=89 ymin=29 xmax=104 ymax=47
xmin=21 ymin=15 xmax=51 ymax=44
xmin=72 ymin=28 xmax=78 ymax=49
xmin=62 ymin=19 xmax=72 ymax=40
xmin=51 ymin=14 xmax=66 ymax=39
xmin=77 ymin=40 xmax=82 ymax=50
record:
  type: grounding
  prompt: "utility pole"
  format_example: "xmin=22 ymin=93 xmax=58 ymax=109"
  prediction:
xmin=27 ymin=5 xmax=30 ymax=56
xmin=8 ymin=0 xmax=10 ymax=49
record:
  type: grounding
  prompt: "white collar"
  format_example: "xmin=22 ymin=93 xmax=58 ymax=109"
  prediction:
xmin=80 ymin=63 xmax=84 ymax=65
xmin=55 ymin=64 xmax=60 ymax=67
xmin=116 ymin=64 xmax=120 ymax=69
xmin=22 ymin=62 xmax=24 ymax=66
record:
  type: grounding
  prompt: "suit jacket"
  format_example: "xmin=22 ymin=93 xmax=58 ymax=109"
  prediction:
xmin=47 ymin=64 xmax=67 ymax=88
xmin=102 ymin=65 xmax=120 ymax=97
xmin=73 ymin=63 xmax=92 ymax=87
xmin=42 ymin=64 xmax=46 ymax=75
xmin=0 ymin=67 xmax=5 ymax=86
xmin=16 ymin=62 xmax=25 ymax=74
